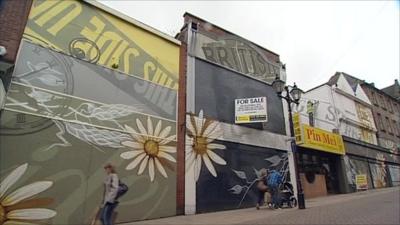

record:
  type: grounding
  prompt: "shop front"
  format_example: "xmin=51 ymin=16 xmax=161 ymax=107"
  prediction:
xmin=294 ymin=117 xmax=346 ymax=198
xmin=342 ymin=136 xmax=400 ymax=193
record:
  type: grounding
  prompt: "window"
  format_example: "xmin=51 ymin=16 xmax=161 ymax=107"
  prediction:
xmin=387 ymin=98 xmax=393 ymax=112
xmin=393 ymin=120 xmax=399 ymax=137
xmin=376 ymin=113 xmax=385 ymax=132
xmin=379 ymin=95 xmax=387 ymax=110
xmin=370 ymin=91 xmax=378 ymax=105
xmin=385 ymin=117 xmax=394 ymax=135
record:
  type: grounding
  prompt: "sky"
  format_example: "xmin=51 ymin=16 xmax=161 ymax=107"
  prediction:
xmin=99 ymin=0 xmax=399 ymax=91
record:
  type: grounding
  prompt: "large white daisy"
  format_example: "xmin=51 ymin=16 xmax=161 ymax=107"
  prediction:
xmin=0 ymin=163 xmax=56 ymax=225
xmin=120 ymin=117 xmax=176 ymax=182
xmin=186 ymin=110 xmax=227 ymax=181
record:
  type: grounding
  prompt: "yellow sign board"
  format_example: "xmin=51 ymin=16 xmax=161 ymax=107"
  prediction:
xmin=356 ymin=174 xmax=368 ymax=190
xmin=293 ymin=112 xmax=302 ymax=143
xmin=297 ymin=124 xmax=345 ymax=155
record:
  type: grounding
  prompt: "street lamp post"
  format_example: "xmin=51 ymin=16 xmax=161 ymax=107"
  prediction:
xmin=272 ymin=76 xmax=306 ymax=209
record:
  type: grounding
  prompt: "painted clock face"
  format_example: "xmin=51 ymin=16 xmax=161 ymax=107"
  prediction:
xmin=0 ymin=41 xmax=74 ymax=135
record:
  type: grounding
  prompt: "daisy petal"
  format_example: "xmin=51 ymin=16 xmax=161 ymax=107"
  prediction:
xmin=2 ymin=182 xmax=53 ymax=206
xmin=195 ymin=154 xmax=202 ymax=181
xmin=197 ymin=110 xmax=204 ymax=132
xmin=124 ymin=125 xmax=144 ymax=142
xmin=202 ymin=121 xmax=218 ymax=137
xmin=0 ymin=163 xmax=28 ymax=199
xmin=159 ymin=145 xmax=176 ymax=153
xmin=207 ymin=150 xmax=227 ymax=165
xmin=136 ymin=118 xmax=147 ymax=135
xmin=202 ymin=154 xmax=217 ymax=177
xmin=158 ymin=126 xmax=172 ymax=139
xmin=121 ymin=141 xmax=143 ymax=149
xmin=120 ymin=150 xmax=144 ymax=160
xmin=149 ymin=158 xmax=155 ymax=182
xmin=154 ymin=120 xmax=162 ymax=136
xmin=159 ymin=135 xmax=176 ymax=145
xmin=147 ymin=117 xmax=153 ymax=136
xmin=207 ymin=143 xmax=226 ymax=150
xmin=155 ymin=158 xmax=168 ymax=178
xmin=126 ymin=153 xmax=146 ymax=170
xmin=138 ymin=155 xmax=149 ymax=175
xmin=186 ymin=116 xmax=196 ymax=135
xmin=7 ymin=208 xmax=56 ymax=220
xmin=158 ymin=152 xmax=176 ymax=163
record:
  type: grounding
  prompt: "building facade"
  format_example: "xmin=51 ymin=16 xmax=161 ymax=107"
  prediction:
xmin=177 ymin=13 xmax=295 ymax=214
xmin=294 ymin=72 xmax=400 ymax=197
xmin=0 ymin=0 xmax=181 ymax=224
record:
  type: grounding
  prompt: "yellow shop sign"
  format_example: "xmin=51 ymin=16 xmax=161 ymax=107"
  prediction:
xmin=296 ymin=124 xmax=345 ymax=155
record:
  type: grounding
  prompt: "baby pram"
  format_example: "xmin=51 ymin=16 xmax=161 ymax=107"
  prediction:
xmin=264 ymin=182 xmax=297 ymax=208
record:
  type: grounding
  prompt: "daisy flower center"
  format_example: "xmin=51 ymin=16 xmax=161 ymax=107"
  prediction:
xmin=0 ymin=204 xmax=5 ymax=224
xmin=193 ymin=136 xmax=208 ymax=155
xmin=144 ymin=140 xmax=159 ymax=157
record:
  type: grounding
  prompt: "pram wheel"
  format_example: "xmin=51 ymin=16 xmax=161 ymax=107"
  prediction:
xmin=288 ymin=197 xmax=297 ymax=208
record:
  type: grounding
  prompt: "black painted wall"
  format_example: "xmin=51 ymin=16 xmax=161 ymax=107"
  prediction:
xmin=196 ymin=140 xmax=288 ymax=213
xmin=194 ymin=58 xmax=286 ymax=135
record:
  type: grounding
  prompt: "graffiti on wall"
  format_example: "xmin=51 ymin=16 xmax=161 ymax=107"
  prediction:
xmin=24 ymin=0 xmax=179 ymax=89
xmin=1 ymin=35 xmax=178 ymax=224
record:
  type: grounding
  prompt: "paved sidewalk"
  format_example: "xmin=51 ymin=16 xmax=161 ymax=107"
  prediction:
xmin=122 ymin=187 xmax=400 ymax=225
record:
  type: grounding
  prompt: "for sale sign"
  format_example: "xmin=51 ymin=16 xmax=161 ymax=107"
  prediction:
xmin=235 ymin=97 xmax=268 ymax=124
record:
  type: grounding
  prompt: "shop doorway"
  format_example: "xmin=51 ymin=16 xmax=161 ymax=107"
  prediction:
xmin=298 ymin=147 xmax=341 ymax=196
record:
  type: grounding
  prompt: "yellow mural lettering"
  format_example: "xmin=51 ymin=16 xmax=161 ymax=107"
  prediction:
xmin=143 ymin=61 xmax=156 ymax=81
xmin=29 ymin=0 xmax=58 ymax=20
xmin=110 ymin=40 xmax=130 ymax=66
xmin=97 ymin=31 xmax=123 ymax=65
xmin=123 ymin=48 xmax=140 ymax=74
xmin=35 ymin=1 xmax=82 ymax=36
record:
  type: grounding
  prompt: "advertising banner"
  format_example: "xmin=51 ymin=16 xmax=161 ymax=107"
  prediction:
xmin=296 ymin=124 xmax=345 ymax=155
xmin=235 ymin=97 xmax=267 ymax=124
xmin=356 ymin=174 xmax=368 ymax=190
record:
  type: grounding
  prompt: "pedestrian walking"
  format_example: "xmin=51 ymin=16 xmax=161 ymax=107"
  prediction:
xmin=100 ymin=163 xmax=120 ymax=225
xmin=267 ymin=169 xmax=283 ymax=209
xmin=256 ymin=168 xmax=268 ymax=210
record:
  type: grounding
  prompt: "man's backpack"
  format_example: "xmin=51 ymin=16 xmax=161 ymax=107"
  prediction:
xmin=267 ymin=171 xmax=282 ymax=189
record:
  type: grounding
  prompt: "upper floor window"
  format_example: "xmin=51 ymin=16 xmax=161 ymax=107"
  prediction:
xmin=376 ymin=113 xmax=385 ymax=132
xmin=379 ymin=95 xmax=387 ymax=110
xmin=392 ymin=119 xmax=399 ymax=137
xmin=370 ymin=91 xmax=378 ymax=105
xmin=387 ymin=98 xmax=394 ymax=112
xmin=385 ymin=117 xmax=394 ymax=135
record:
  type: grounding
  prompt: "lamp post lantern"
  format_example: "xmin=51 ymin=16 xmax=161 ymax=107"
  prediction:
xmin=272 ymin=76 xmax=306 ymax=209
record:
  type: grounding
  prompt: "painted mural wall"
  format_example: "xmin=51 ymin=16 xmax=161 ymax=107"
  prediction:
xmin=0 ymin=0 xmax=180 ymax=224
xmin=23 ymin=0 xmax=179 ymax=89
xmin=343 ymin=156 xmax=373 ymax=191
xmin=184 ymin=58 xmax=290 ymax=212
xmin=186 ymin=15 xmax=285 ymax=84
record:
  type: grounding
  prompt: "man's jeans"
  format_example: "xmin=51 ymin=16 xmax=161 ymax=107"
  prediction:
xmin=270 ymin=187 xmax=281 ymax=208
xmin=101 ymin=202 xmax=118 ymax=225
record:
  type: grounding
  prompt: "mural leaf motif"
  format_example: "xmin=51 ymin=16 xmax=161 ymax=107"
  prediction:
xmin=232 ymin=169 xmax=247 ymax=180
xmin=228 ymin=185 xmax=244 ymax=195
